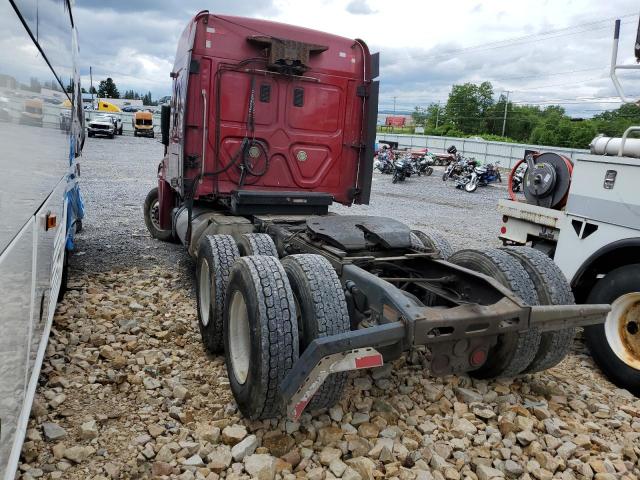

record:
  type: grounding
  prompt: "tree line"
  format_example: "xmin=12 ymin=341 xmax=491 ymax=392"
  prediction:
xmin=66 ymin=77 xmax=158 ymax=106
xmin=410 ymin=81 xmax=640 ymax=149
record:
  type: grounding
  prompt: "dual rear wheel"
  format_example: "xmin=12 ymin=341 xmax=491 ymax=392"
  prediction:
xmin=196 ymin=234 xmax=349 ymax=419
xmin=196 ymin=234 xmax=578 ymax=419
xmin=449 ymin=246 xmax=576 ymax=378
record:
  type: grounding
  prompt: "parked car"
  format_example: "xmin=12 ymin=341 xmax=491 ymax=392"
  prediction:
xmin=98 ymin=113 xmax=123 ymax=135
xmin=121 ymin=105 xmax=139 ymax=113
xmin=87 ymin=115 xmax=115 ymax=138
xmin=133 ymin=111 xmax=154 ymax=137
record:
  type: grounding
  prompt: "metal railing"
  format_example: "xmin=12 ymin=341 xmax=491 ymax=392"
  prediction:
xmin=376 ymin=133 xmax=589 ymax=169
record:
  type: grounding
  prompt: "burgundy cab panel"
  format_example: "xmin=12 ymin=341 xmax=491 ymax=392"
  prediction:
xmin=162 ymin=12 xmax=379 ymax=209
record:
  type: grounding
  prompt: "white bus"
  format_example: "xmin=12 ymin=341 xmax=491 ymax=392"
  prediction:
xmin=0 ymin=1 xmax=84 ymax=477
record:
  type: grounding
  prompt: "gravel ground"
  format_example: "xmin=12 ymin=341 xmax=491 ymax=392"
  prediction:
xmin=70 ymin=134 xmax=186 ymax=275
xmin=331 ymin=171 xmax=505 ymax=252
xmin=17 ymin=138 xmax=640 ymax=480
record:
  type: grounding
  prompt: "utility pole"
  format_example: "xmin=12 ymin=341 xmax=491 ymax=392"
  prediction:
xmin=393 ymin=96 xmax=397 ymax=115
xmin=435 ymin=101 xmax=440 ymax=129
xmin=90 ymin=66 xmax=94 ymax=110
xmin=501 ymin=90 xmax=510 ymax=137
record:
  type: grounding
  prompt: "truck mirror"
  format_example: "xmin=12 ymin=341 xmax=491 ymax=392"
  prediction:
xmin=161 ymin=104 xmax=171 ymax=146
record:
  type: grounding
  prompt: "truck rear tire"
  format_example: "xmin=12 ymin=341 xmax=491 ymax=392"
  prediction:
xmin=282 ymin=254 xmax=350 ymax=410
xmin=237 ymin=233 xmax=278 ymax=257
xmin=143 ymin=187 xmax=173 ymax=241
xmin=196 ymin=234 xmax=239 ymax=354
xmin=224 ymin=255 xmax=298 ymax=419
xmin=411 ymin=229 xmax=454 ymax=260
xmin=584 ymin=264 xmax=640 ymax=395
xmin=501 ymin=246 xmax=576 ymax=373
xmin=449 ymin=248 xmax=541 ymax=378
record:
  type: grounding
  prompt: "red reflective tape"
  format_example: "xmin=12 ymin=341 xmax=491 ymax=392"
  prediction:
xmin=293 ymin=398 xmax=309 ymax=420
xmin=355 ymin=354 xmax=383 ymax=369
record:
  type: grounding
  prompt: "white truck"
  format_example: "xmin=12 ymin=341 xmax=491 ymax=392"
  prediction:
xmin=497 ymin=18 xmax=640 ymax=394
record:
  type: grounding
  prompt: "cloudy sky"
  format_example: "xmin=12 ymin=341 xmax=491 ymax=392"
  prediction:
xmin=75 ymin=0 xmax=640 ymax=116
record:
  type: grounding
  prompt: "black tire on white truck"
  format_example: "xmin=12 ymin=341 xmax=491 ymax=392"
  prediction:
xmin=584 ymin=264 xmax=640 ymax=395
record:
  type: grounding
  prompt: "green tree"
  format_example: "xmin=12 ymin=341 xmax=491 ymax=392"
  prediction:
xmin=411 ymin=106 xmax=428 ymax=126
xmin=444 ymin=82 xmax=495 ymax=134
xmin=568 ymin=122 xmax=598 ymax=149
xmin=97 ymin=77 xmax=120 ymax=98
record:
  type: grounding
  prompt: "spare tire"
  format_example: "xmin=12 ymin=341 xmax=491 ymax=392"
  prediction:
xmin=282 ymin=254 xmax=351 ymax=410
xmin=449 ymin=248 xmax=541 ymax=378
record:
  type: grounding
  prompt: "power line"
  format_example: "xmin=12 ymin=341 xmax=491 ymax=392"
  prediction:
xmin=493 ymin=67 xmax=605 ymax=82
xmin=412 ymin=15 xmax=637 ymax=61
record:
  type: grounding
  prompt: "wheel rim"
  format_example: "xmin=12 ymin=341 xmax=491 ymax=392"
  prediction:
xmin=229 ymin=290 xmax=251 ymax=384
xmin=198 ymin=258 xmax=211 ymax=327
xmin=604 ymin=292 xmax=640 ymax=369
xmin=149 ymin=200 xmax=161 ymax=231
xmin=465 ymin=180 xmax=476 ymax=192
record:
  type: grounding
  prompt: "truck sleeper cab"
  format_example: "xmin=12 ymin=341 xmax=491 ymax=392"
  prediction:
xmin=144 ymin=12 xmax=608 ymax=421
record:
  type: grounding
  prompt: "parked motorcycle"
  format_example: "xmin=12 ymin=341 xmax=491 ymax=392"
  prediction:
xmin=459 ymin=161 xmax=502 ymax=192
xmin=433 ymin=145 xmax=459 ymax=166
xmin=392 ymin=156 xmax=413 ymax=183
xmin=374 ymin=148 xmax=395 ymax=174
xmin=411 ymin=154 xmax=434 ymax=176
xmin=442 ymin=156 xmax=475 ymax=181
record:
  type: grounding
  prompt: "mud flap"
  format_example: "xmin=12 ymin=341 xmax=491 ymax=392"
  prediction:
xmin=287 ymin=347 xmax=383 ymax=420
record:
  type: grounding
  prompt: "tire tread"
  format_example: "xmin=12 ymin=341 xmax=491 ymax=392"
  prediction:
xmin=501 ymin=246 xmax=575 ymax=373
xmin=232 ymin=256 xmax=298 ymax=419
xmin=282 ymin=254 xmax=350 ymax=410
xmin=197 ymin=234 xmax=239 ymax=353
xmin=449 ymin=248 xmax=541 ymax=378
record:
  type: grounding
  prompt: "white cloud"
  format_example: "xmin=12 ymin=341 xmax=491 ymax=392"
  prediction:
xmin=345 ymin=0 xmax=377 ymax=15
xmin=74 ymin=0 xmax=640 ymax=115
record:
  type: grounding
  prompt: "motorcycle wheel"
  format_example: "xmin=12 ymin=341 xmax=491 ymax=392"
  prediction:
xmin=392 ymin=174 xmax=398 ymax=184
xmin=497 ymin=172 xmax=502 ymax=182
xmin=426 ymin=167 xmax=433 ymax=176
xmin=442 ymin=173 xmax=448 ymax=181
xmin=465 ymin=179 xmax=478 ymax=192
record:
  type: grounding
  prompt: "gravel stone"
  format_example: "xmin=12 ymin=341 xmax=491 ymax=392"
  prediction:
xmin=42 ymin=423 xmax=66 ymax=442
xmin=244 ymin=453 xmax=276 ymax=480
xmin=79 ymin=420 xmax=98 ymax=440
xmin=231 ymin=434 xmax=258 ymax=462
xmin=222 ymin=424 xmax=248 ymax=445
xmin=16 ymin=140 xmax=640 ymax=480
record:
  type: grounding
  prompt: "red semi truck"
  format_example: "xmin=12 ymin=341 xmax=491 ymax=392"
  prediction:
xmin=144 ymin=11 xmax=608 ymax=420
